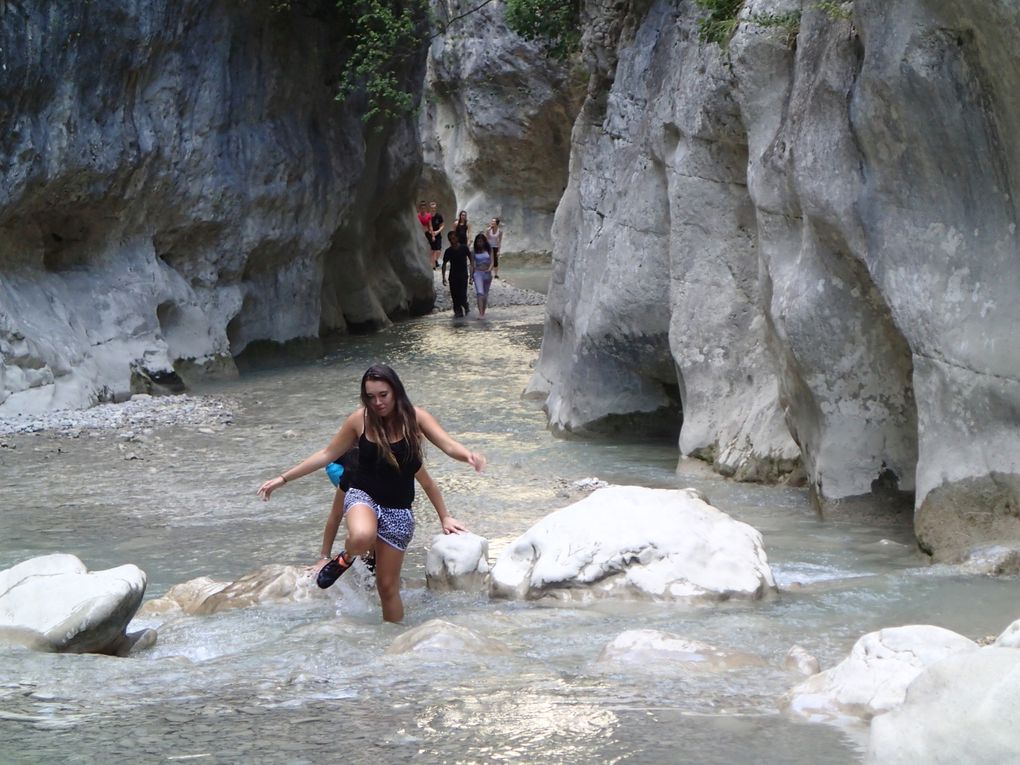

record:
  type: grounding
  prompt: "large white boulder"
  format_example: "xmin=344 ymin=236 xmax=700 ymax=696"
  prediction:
xmin=782 ymin=625 xmax=978 ymax=724
xmin=0 ymin=553 xmax=146 ymax=655
xmin=867 ymin=647 xmax=1020 ymax=763
xmin=425 ymin=532 xmax=490 ymax=592
xmin=489 ymin=486 xmax=776 ymax=602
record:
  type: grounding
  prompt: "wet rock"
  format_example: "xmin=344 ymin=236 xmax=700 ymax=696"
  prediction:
xmin=781 ymin=625 xmax=978 ymax=724
xmin=385 ymin=619 xmax=511 ymax=657
xmin=490 ymin=485 xmax=776 ymax=603
xmin=867 ymin=647 xmax=1020 ymax=763
xmin=139 ymin=565 xmax=339 ymax=616
xmin=0 ymin=553 xmax=146 ymax=655
xmin=993 ymin=618 xmax=1020 ymax=648
xmin=425 ymin=533 xmax=490 ymax=592
xmin=784 ymin=645 xmax=821 ymax=676
xmin=596 ymin=629 xmax=766 ymax=672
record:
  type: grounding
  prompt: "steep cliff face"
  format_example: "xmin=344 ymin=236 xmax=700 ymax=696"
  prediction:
xmin=0 ymin=0 xmax=431 ymax=414
xmin=531 ymin=0 xmax=1020 ymax=558
xmin=420 ymin=0 xmax=582 ymax=254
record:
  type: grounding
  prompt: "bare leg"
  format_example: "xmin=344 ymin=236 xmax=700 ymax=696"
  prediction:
xmin=319 ymin=490 xmax=345 ymax=558
xmin=342 ymin=503 xmax=378 ymax=557
xmin=374 ymin=541 xmax=406 ymax=622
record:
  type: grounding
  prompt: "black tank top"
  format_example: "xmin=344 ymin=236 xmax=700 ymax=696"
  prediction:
xmin=352 ymin=432 xmax=422 ymax=508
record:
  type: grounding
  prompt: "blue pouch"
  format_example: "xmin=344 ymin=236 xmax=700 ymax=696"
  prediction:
xmin=325 ymin=461 xmax=345 ymax=488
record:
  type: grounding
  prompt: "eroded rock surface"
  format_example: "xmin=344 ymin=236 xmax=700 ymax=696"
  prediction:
xmin=0 ymin=1 xmax=431 ymax=414
xmin=528 ymin=0 xmax=1020 ymax=557
xmin=781 ymin=625 xmax=978 ymax=724
xmin=0 ymin=553 xmax=146 ymax=655
xmin=489 ymin=485 xmax=776 ymax=602
xmin=425 ymin=532 xmax=490 ymax=592
xmin=420 ymin=0 xmax=583 ymax=255
xmin=867 ymin=647 xmax=1020 ymax=763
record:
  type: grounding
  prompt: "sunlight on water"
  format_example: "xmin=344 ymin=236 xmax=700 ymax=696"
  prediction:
xmin=1 ymin=304 xmax=1016 ymax=763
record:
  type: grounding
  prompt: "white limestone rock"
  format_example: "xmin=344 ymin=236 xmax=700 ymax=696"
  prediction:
xmin=0 ymin=553 xmax=146 ymax=655
xmin=781 ymin=625 xmax=979 ymax=724
xmin=385 ymin=618 xmax=511 ymax=656
xmin=425 ymin=532 xmax=490 ymax=592
xmin=526 ymin=0 xmax=1020 ymax=558
xmin=489 ymin=485 xmax=776 ymax=602
xmin=993 ymin=618 xmax=1020 ymax=649
xmin=0 ymin=3 xmax=432 ymax=415
xmin=597 ymin=629 xmax=766 ymax=672
xmin=867 ymin=647 xmax=1020 ymax=763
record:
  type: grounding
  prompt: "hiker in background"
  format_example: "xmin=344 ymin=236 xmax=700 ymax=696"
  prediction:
xmin=485 ymin=217 xmax=503 ymax=279
xmin=416 ymin=200 xmax=433 ymax=267
xmin=455 ymin=210 xmax=470 ymax=249
xmin=429 ymin=201 xmax=445 ymax=270
xmin=442 ymin=231 xmax=472 ymax=318
xmin=471 ymin=232 xmax=494 ymax=318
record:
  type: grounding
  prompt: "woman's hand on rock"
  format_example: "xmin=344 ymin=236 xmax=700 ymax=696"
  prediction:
xmin=442 ymin=516 xmax=467 ymax=534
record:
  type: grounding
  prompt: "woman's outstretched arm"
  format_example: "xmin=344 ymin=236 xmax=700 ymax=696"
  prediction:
xmin=415 ymin=407 xmax=486 ymax=472
xmin=416 ymin=466 xmax=466 ymax=534
xmin=257 ymin=410 xmax=362 ymax=500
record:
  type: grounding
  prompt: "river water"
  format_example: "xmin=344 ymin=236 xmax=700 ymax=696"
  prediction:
xmin=1 ymin=281 xmax=1017 ymax=764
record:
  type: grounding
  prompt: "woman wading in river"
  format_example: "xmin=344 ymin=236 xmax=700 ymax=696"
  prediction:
xmin=257 ymin=364 xmax=484 ymax=622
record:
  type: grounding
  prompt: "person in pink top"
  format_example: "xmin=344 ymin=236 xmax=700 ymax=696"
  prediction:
xmin=485 ymin=217 xmax=503 ymax=279
xmin=416 ymin=200 xmax=433 ymax=267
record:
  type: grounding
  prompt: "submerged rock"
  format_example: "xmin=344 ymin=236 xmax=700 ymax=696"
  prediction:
xmin=385 ymin=619 xmax=511 ymax=657
xmin=0 ymin=553 xmax=146 ymax=656
xmin=596 ymin=629 xmax=766 ymax=672
xmin=137 ymin=564 xmax=347 ymax=616
xmin=784 ymin=645 xmax=821 ymax=677
xmin=782 ymin=625 xmax=978 ymax=724
xmin=489 ymin=485 xmax=776 ymax=603
xmin=425 ymin=533 xmax=490 ymax=592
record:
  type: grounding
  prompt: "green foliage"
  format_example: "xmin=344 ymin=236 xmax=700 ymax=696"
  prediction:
xmin=504 ymin=0 xmax=582 ymax=60
xmin=694 ymin=0 xmax=743 ymax=47
xmin=815 ymin=0 xmax=852 ymax=21
xmin=334 ymin=0 xmax=430 ymax=124
xmin=750 ymin=9 xmax=801 ymax=44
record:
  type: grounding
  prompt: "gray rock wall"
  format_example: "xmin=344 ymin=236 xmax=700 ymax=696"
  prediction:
xmin=420 ymin=0 xmax=582 ymax=255
xmin=531 ymin=0 xmax=1020 ymax=558
xmin=0 ymin=0 xmax=431 ymax=414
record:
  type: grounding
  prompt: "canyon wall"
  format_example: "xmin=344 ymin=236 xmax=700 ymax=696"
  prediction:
xmin=420 ymin=0 xmax=583 ymax=254
xmin=530 ymin=0 xmax=1020 ymax=558
xmin=0 ymin=0 xmax=431 ymax=414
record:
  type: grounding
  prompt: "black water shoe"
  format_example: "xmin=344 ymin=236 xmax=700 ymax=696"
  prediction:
xmin=316 ymin=552 xmax=353 ymax=589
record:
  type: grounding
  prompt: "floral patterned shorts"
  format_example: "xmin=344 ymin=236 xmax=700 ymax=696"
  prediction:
xmin=343 ymin=488 xmax=415 ymax=552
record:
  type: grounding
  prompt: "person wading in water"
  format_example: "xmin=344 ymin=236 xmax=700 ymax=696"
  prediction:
xmin=258 ymin=364 xmax=485 ymax=622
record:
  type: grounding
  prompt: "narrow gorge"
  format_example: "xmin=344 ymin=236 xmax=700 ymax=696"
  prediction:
xmin=2 ymin=0 xmax=1019 ymax=560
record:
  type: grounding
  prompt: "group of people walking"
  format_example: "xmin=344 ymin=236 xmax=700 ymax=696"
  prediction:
xmin=417 ymin=201 xmax=503 ymax=319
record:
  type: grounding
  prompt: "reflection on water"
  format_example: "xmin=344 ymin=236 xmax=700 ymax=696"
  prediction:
xmin=1 ymin=305 xmax=1016 ymax=763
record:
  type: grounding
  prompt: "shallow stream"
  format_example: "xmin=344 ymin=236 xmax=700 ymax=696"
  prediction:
xmin=1 ymin=285 xmax=1016 ymax=764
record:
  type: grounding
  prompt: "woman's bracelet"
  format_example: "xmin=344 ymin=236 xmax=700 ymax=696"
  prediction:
xmin=280 ymin=474 xmax=288 ymax=484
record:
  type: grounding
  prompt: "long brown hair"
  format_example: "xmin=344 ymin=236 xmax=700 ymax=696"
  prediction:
xmin=360 ymin=364 xmax=422 ymax=467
